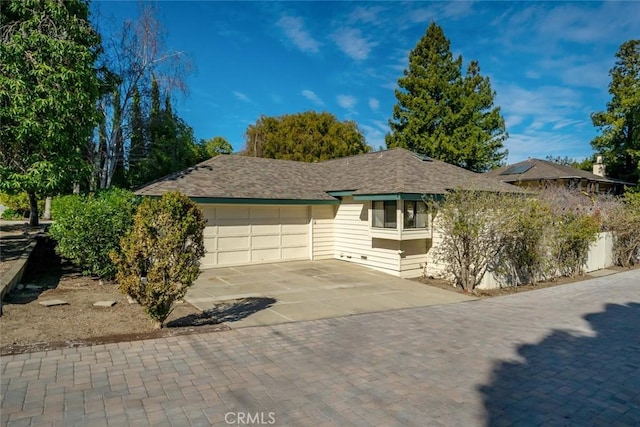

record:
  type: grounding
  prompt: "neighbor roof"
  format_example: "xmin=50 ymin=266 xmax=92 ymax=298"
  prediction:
xmin=136 ymin=148 xmax=524 ymax=201
xmin=485 ymin=158 xmax=632 ymax=185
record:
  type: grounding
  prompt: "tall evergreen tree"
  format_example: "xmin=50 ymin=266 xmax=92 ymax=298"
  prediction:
xmin=591 ymin=40 xmax=640 ymax=184
xmin=127 ymin=86 xmax=146 ymax=187
xmin=386 ymin=23 xmax=507 ymax=172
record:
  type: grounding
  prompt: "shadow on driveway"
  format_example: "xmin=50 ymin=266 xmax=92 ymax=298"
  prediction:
xmin=480 ymin=302 xmax=640 ymax=426
xmin=167 ymin=297 xmax=277 ymax=327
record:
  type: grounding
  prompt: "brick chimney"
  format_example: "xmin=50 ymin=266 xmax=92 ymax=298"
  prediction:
xmin=593 ymin=155 xmax=606 ymax=177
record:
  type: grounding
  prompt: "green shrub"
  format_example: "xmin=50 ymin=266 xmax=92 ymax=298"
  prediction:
xmin=111 ymin=192 xmax=205 ymax=328
xmin=537 ymin=186 xmax=602 ymax=278
xmin=498 ymin=197 xmax=553 ymax=285
xmin=49 ymin=188 xmax=139 ymax=278
xmin=549 ymin=213 xmax=600 ymax=277
xmin=1 ymin=208 xmax=22 ymax=220
xmin=0 ymin=192 xmax=44 ymax=218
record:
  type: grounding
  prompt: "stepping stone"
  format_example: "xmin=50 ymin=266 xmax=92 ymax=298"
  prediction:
xmin=93 ymin=300 xmax=116 ymax=307
xmin=39 ymin=299 xmax=68 ymax=307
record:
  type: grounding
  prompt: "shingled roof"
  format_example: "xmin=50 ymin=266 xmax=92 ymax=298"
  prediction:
xmin=484 ymin=158 xmax=631 ymax=185
xmin=136 ymin=148 xmax=524 ymax=200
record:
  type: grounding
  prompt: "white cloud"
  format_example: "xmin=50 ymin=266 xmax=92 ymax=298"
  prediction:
xmin=349 ymin=6 xmax=386 ymax=24
xmin=233 ymin=91 xmax=250 ymax=102
xmin=277 ymin=15 xmax=320 ymax=53
xmin=330 ymin=27 xmax=377 ymax=61
xmin=495 ymin=84 xmax=584 ymax=127
xmin=368 ymin=98 xmax=380 ymax=111
xmin=505 ymin=132 xmax=590 ymax=163
xmin=337 ymin=94 xmax=357 ymax=110
xmin=360 ymin=122 xmax=388 ymax=150
xmin=302 ymin=90 xmax=324 ymax=106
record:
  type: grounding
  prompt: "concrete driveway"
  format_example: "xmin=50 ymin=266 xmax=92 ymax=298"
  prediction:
xmin=186 ymin=259 xmax=474 ymax=327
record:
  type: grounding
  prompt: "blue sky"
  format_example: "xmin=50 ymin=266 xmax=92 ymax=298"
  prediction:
xmin=93 ymin=1 xmax=640 ymax=163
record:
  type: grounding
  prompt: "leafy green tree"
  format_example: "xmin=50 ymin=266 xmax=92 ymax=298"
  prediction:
xmin=0 ymin=0 xmax=102 ymax=225
xmin=203 ymin=136 xmax=233 ymax=158
xmin=112 ymin=192 xmax=205 ymax=328
xmin=243 ymin=111 xmax=370 ymax=162
xmin=591 ymin=40 xmax=640 ymax=184
xmin=386 ymin=22 xmax=507 ymax=172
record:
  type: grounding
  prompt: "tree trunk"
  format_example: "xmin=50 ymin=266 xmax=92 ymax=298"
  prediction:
xmin=43 ymin=196 xmax=52 ymax=220
xmin=28 ymin=192 xmax=39 ymax=226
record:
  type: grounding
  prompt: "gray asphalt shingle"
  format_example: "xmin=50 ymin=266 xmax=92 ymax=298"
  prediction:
xmin=485 ymin=158 xmax=631 ymax=185
xmin=136 ymin=148 xmax=523 ymax=199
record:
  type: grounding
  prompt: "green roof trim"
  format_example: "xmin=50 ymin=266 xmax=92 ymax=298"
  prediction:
xmin=327 ymin=190 xmax=356 ymax=197
xmin=188 ymin=197 xmax=339 ymax=205
xmin=353 ymin=193 xmax=444 ymax=201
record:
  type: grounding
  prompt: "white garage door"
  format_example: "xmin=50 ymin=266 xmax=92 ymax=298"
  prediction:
xmin=200 ymin=205 xmax=309 ymax=268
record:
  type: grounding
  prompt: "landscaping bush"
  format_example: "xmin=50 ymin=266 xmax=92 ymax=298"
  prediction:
xmin=434 ymin=190 xmax=513 ymax=292
xmin=111 ymin=192 xmax=206 ymax=328
xmin=538 ymin=187 xmax=602 ymax=278
xmin=49 ymin=188 xmax=139 ymax=278
xmin=498 ymin=197 xmax=553 ymax=285
xmin=435 ymin=186 xmax=604 ymax=291
xmin=0 ymin=191 xmax=44 ymax=219
xmin=609 ymin=191 xmax=640 ymax=267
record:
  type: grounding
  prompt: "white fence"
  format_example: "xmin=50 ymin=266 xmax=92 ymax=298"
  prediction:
xmin=479 ymin=232 xmax=615 ymax=290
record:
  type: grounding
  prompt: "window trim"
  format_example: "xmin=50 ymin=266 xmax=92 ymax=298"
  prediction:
xmin=372 ymin=200 xmax=397 ymax=229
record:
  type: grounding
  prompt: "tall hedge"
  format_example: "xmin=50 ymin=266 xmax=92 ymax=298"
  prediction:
xmin=49 ymin=188 xmax=139 ymax=278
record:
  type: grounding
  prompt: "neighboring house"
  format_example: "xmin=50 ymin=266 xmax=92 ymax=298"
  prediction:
xmin=136 ymin=148 xmax=522 ymax=278
xmin=484 ymin=156 xmax=634 ymax=194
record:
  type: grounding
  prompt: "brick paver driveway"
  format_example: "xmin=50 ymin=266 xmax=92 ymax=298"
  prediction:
xmin=2 ymin=270 xmax=639 ymax=426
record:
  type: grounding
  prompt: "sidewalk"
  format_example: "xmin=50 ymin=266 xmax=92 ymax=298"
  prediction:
xmin=0 ymin=221 xmax=48 ymax=308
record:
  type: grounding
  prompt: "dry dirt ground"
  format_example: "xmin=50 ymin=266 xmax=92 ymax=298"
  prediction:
xmin=0 ymin=239 xmax=230 ymax=356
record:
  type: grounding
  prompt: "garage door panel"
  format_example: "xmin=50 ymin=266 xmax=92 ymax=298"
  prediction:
xmin=251 ymin=223 xmax=281 ymax=234
xmin=204 ymin=237 xmax=216 ymax=251
xmin=251 ymin=235 xmax=280 ymax=248
xmin=217 ymin=224 xmax=251 ymax=235
xmin=218 ymin=236 xmax=249 ymax=250
xmin=200 ymin=253 xmax=217 ymax=267
xmin=282 ymin=247 xmax=306 ymax=259
xmin=281 ymin=234 xmax=307 ymax=246
xmin=218 ymin=250 xmax=250 ymax=264
xmin=203 ymin=227 xmax=217 ymax=237
xmin=252 ymin=248 xmax=281 ymax=262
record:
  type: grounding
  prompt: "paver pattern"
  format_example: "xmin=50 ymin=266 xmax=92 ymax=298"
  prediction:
xmin=1 ymin=269 xmax=639 ymax=426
